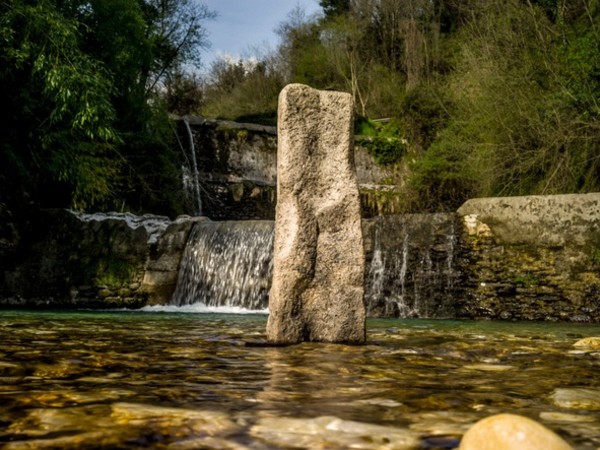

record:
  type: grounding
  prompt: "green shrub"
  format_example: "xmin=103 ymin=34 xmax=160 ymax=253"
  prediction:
xmin=356 ymin=119 xmax=407 ymax=166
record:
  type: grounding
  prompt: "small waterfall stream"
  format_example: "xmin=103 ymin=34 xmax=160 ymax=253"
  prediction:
xmin=171 ymin=215 xmax=461 ymax=317
xmin=364 ymin=214 xmax=461 ymax=318
xmin=182 ymin=118 xmax=202 ymax=216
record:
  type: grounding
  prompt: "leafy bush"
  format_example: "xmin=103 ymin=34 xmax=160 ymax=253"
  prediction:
xmin=356 ymin=119 xmax=407 ymax=166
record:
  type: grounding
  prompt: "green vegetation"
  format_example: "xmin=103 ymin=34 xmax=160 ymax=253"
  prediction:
xmin=1 ymin=0 xmax=598 ymax=215
xmin=94 ymin=259 xmax=139 ymax=288
xmin=0 ymin=0 xmax=215 ymax=215
xmin=356 ymin=119 xmax=407 ymax=166
xmin=199 ymin=0 xmax=600 ymax=212
xmin=591 ymin=248 xmax=600 ymax=267
xmin=514 ymin=273 xmax=541 ymax=288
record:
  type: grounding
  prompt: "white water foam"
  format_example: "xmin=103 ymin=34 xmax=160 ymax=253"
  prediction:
xmin=70 ymin=211 xmax=171 ymax=244
xmin=140 ymin=303 xmax=269 ymax=315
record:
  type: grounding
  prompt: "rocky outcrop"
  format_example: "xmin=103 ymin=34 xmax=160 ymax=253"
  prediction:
xmin=267 ymin=84 xmax=366 ymax=344
xmin=141 ymin=216 xmax=206 ymax=305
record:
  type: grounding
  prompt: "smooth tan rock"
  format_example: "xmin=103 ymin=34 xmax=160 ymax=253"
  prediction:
xmin=251 ymin=415 xmax=420 ymax=450
xmin=267 ymin=84 xmax=366 ymax=344
xmin=550 ymin=388 xmax=600 ymax=410
xmin=459 ymin=413 xmax=573 ymax=450
xmin=573 ymin=337 xmax=600 ymax=350
xmin=457 ymin=193 xmax=600 ymax=247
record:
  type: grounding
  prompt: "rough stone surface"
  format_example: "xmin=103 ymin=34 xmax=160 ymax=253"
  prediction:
xmin=457 ymin=193 xmax=600 ymax=322
xmin=266 ymin=84 xmax=366 ymax=344
xmin=141 ymin=215 xmax=205 ymax=305
xmin=459 ymin=413 xmax=573 ymax=450
xmin=458 ymin=193 xmax=600 ymax=247
xmin=180 ymin=117 xmax=399 ymax=220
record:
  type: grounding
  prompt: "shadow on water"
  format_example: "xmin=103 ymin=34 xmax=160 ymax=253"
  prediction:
xmin=0 ymin=310 xmax=599 ymax=449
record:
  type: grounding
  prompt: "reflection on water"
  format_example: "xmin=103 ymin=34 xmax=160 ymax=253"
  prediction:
xmin=0 ymin=310 xmax=599 ymax=449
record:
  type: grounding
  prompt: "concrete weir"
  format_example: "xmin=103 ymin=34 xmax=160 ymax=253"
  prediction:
xmin=266 ymin=84 xmax=366 ymax=344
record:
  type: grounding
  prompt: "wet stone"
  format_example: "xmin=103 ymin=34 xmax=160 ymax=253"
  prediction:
xmin=97 ymin=288 xmax=112 ymax=298
xmin=573 ymin=337 xmax=600 ymax=350
xmin=111 ymin=402 xmax=241 ymax=437
xmin=539 ymin=411 xmax=599 ymax=423
xmin=550 ymin=388 xmax=600 ymax=410
xmin=251 ymin=415 xmax=420 ymax=450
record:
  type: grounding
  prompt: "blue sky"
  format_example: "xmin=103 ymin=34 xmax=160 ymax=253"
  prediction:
xmin=201 ymin=0 xmax=322 ymax=68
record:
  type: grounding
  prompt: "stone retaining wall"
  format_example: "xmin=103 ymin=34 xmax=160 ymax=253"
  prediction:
xmin=0 ymin=210 xmax=201 ymax=308
xmin=179 ymin=117 xmax=398 ymax=219
xmin=456 ymin=193 xmax=600 ymax=321
xmin=1 ymin=193 xmax=599 ymax=322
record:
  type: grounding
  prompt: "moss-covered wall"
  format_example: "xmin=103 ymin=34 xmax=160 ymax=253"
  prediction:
xmin=0 ymin=210 xmax=200 ymax=308
xmin=457 ymin=194 xmax=600 ymax=321
xmin=2 ymin=194 xmax=599 ymax=322
xmin=181 ymin=117 xmax=397 ymax=219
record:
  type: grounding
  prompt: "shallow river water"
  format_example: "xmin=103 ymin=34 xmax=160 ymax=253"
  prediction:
xmin=0 ymin=310 xmax=599 ymax=449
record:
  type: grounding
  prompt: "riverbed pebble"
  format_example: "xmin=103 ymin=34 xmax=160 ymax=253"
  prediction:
xmin=550 ymin=388 xmax=600 ymax=410
xmin=573 ymin=337 xmax=600 ymax=350
xmin=459 ymin=413 xmax=573 ymax=450
xmin=111 ymin=402 xmax=240 ymax=436
xmin=251 ymin=415 xmax=420 ymax=449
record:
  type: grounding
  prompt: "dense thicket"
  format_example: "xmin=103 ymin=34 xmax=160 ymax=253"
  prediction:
xmin=201 ymin=0 xmax=600 ymax=211
xmin=0 ymin=0 xmax=214 ymax=215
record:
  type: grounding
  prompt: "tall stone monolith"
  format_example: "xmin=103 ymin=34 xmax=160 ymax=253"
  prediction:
xmin=266 ymin=84 xmax=366 ymax=344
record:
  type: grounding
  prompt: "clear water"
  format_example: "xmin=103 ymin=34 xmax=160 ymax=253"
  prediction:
xmin=0 ymin=310 xmax=599 ymax=449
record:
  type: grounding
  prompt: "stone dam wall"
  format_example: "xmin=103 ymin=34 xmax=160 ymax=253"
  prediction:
xmin=1 ymin=193 xmax=598 ymax=322
xmin=177 ymin=116 xmax=398 ymax=220
xmin=458 ymin=193 xmax=600 ymax=321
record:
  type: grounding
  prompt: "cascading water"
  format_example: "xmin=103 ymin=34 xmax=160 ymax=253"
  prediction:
xmin=182 ymin=118 xmax=202 ymax=216
xmin=171 ymin=220 xmax=273 ymax=310
xmin=365 ymin=222 xmax=387 ymax=315
xmin=363 ymin=214 xmax=461 ymax=318
xmin=171 ymin=215 xmax=461 ymax=317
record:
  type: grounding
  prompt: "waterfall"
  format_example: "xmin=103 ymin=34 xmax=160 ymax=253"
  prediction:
xmin=171 ymin=215 xmax=460 ymax=317
xmin=171 ymin=221 xmax=273 ymax=310
xmin=365 ymin=218 xmax=390 ymax=315
xmin=364 ymin=214 xmax=460 ymax=318
xmin=182 ymin=118 xmax=202 ymax=216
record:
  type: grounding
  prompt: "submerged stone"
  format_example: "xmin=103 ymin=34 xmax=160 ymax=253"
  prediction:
xmin=111 ymin=402 xmax=240 ymax=436
xmin=267 ymin=84 xmax=365 ymax=344
xmin=251 ymin=415 xmax=420 ymax=449
xmin=550 ymin=388 xmax=600 ymax=410
xmin=573 ymin=336 xmax=600 ymax=350
xmin=459 ymin=413 xmax=573 ymax=450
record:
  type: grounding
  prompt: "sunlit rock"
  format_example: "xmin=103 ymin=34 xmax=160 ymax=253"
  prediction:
xmin=2 ymin=431 xmax=122 ymax=450
xmin=251 ymin=415 xmax=420 ymax=449
xmin=539 ymin=411 xmax=598 ymax=423
xmin=267 ymin=83 xmax=365 ymax=344
xmin=7 ymin=405 xmax=114 ymax=437
xmin=459 ymin=413 xmax=573 ymax=450
xmin=550 ymin=388 xmax=600 ymax=410
xmin=111 ymin=402 xmax=240 ymax=436
xmin=573 ymin=337 xmax=600 ymax=350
